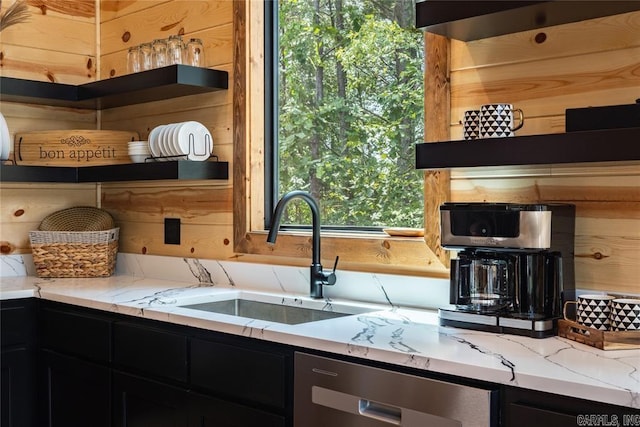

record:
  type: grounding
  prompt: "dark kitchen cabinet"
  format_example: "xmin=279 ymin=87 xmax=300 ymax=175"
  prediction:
xmin=39 ymin=303 xmax=111 ymax=362
xmin=112 ymin=372 xmax=189 ymax=427
xmin=188 ymin=391 xmax=286 ymax=427
xmin=0 ymin=299 xmax=36 ymax=427
xmin=502 ymin=386 xmax=640 ymax=426
xmin=111 ymin=318 xmax=292 ymax=427
xmin=35 ymin=300 xmax=293 ymax=426
xmin=37 ymin=303 xmax=113 ymax=427
xmin=112 ymin=372 xmax=286 ymax=427
xmin=113 ymin=321 xmax=188 ymax=383
xmin=191 ymin=338 xmax=288 ymax=410
xmin=1 ymin=348 xmax=34 ymax=427
xmin=38 ymin=350 xmax=111 ymax=427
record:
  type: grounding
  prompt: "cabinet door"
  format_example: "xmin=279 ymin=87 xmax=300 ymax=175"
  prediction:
xmin=1 ymin=348 xmax=35 ymax=427
xmin=112 ymin=372 xmax=188 ymax=427
xmin=39 ymin=350 xmax=110 ymax=427
xmin=188 ymin=391 xmax=286 ymax=427
xmin=191 ymin=338 xmax=288 ymax=410
xmin=40 ymin=304 xmax=111 ymax=363
xmin=506 ymin=402 xmax=578 ymax=427
xmin=1 ymin=299 xmax=36 ymax=427
xmin=113 ymin=322 xmax=187 ymax=383
xmin=503 ymin=386 xmax=640 ymax=427
xmin=1 ymin=299 xmax=35 ymax=348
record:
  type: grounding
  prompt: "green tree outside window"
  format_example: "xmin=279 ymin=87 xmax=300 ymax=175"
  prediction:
xmin=276 ymin=0 xmax=424 ymax=228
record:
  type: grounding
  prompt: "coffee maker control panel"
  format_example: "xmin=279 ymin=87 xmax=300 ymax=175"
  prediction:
xmin=440 ymin=203 xmax=556 ymax=250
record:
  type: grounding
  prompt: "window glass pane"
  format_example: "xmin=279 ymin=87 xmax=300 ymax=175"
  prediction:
xmin=276 ymin=0 xmax=424 ymax=229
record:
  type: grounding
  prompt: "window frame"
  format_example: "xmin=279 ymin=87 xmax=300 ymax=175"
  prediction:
xmin=264 ymin=0 xmax=278 ymax=231
xmin=232 ymin=0 xmax=449 ymax=278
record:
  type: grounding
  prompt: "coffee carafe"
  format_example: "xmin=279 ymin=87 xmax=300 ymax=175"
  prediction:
xmin=451 ymin=251 xmax=515 ymax=313
xmin=438 ymin=203 xmax=575 ymax=338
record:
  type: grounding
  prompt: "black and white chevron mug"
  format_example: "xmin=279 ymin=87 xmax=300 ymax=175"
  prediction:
xmin=463 ymin=110 xmax=481 ymax=140
xmin=563 ymin=294 xmax=615 ymax=331
xmin=610 ymin=298 xmax=640 ymax=331
xmin=480 ymin=103 xmax=524 ymax=138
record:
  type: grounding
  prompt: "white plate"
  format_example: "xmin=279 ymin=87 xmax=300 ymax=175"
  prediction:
xmin=0 ymin=113 xmax=10 ymax=160
xmin=175 ymin=121 xmax=212 ymax=161
xmin=167 ymin=123 xmax=182 ymax=156
xmin=148 ymin=125 xmax=165 ymax=158
xmin=158 ymin=125 xmax=173 ymax=157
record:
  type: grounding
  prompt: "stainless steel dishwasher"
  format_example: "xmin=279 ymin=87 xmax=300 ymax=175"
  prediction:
xmin=294 ymin=352 xmax=498 ymax=427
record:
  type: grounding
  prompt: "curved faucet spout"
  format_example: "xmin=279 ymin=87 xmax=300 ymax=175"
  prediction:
xmin=267 ymin=190 xmax=321 ymax=265
xmin=267 ymin=190 xmax=336 ymax=299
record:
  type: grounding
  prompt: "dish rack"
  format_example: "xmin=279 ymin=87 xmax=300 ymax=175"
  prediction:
xmin=146 ymin=133 xmax=214 ymax=162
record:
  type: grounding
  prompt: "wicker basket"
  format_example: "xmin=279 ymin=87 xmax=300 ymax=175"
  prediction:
xmin=31 ymin=206 xmax=118 ymax=277
xmin=29 ymin=228 xmax=119 ymax=278
xmin=38 ymin=206 xmax=115 ymax=231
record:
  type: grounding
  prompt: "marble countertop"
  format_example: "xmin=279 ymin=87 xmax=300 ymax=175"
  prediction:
xmin=1 ymin=275 xmax=638 ymax=409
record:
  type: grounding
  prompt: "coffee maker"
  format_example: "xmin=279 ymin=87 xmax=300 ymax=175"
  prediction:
xmin=438 ymin=203 xmax=576 ymax=338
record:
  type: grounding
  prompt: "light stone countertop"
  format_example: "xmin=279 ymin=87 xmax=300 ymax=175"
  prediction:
xmin=1 ymin=274 xmax=638 ymax=410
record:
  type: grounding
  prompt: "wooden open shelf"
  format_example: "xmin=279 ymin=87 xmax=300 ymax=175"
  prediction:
xmin=0 ymin=161 xmax=229 ymax=183
xmin=0 ymin=65 xmax=228 ymax=109
xmin=415 ymin=127 xmax=640 ymax=169
xmin=415 ymin=1 xmax=640 ymax=41
xmin=1 ymin=65 xmax=230 ymax=183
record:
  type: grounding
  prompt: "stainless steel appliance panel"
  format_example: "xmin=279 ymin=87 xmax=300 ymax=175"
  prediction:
xmin=441 ymin=209 xmax=552 ymax=249
xmin=294 ymin=352 xmax=497 ymax=427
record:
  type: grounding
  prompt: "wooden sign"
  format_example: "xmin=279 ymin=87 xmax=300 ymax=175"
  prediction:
xmin=14 ymin=130 xmax=139 ymax=166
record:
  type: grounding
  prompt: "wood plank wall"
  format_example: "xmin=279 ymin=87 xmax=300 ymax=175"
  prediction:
xmin=0 ymin=0 xmax=98 ymax=256
xmin=446 ymin=12 xmax=640 ymax=294
xmin=0 ymin=0 xmax=96 ymax=84
xmin=98 ymin=0 xmax=235 ymax=260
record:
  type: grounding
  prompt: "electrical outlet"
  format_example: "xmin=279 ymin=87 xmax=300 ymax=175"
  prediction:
xmin=164 ymin=218 xmax=181 ymax=245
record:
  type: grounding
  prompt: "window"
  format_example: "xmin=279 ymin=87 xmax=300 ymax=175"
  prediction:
xmin=266 ymin=0 xmax=425 ymax=231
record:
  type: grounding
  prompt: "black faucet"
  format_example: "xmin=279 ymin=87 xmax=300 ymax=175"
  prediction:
xmin=266 ymin=190 xmax=338 ymax=299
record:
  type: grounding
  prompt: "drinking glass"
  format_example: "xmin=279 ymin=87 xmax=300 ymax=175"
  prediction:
xmin=167 ymin=35 xmax=184 ymax=65
xmin=185 ymin=38 xmax=205 ymax=67
xmin=139 ymin=42 xmax=153 ymax=71
xmin=126 ymin=46 xmax=141 ymax=73
xmin=152 ymin=39 xmax=168 ymax=69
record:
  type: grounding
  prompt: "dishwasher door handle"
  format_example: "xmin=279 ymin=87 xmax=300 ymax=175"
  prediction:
xmin=313 ymin=386 xmax=401 ymax=425
xmin=359 ymin=399 xmax=402 ymax=425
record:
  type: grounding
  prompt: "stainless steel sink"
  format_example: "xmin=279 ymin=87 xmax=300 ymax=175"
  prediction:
xmin=179 ymin=297 xmax=372 ymax=325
